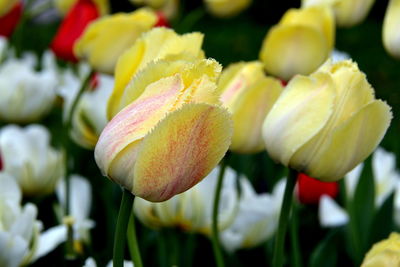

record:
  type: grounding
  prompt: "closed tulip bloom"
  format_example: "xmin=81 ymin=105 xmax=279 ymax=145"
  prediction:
xmin=134 ymin=166 xmax=238 ymax=234
xmin=263 ymin=60 xmax=392 ymax=182
xmin=95 ymin=58 xmax=233 ymax=202
xmin=217 ymin=61 xmax=283 ymax=153
xmin=74 ymin=8 xmax=159 ymax=74
xmin=108 ymin=27 xmax=205 ymax=119
xmin=383 ymin=0 xmax=400 ymax=59
xmin=0 ymin=125 xmax=64 ymax=196
xmin=54 ymin=0 xmax=109 ymax=16
xmin=204 ymin=0 xmax=252 ymax=18
xmin=0 ymin=1 xmax=22 ymax=38
xmin=259 ymin=6 xmax=334 ymax=81
xmin=361 ymin=233 xmax=400 ymax=267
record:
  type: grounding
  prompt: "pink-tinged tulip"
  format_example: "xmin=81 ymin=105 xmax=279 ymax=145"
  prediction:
xmin=95 ymin=59 xmax=233 ymax=202
xmin=0 ymin=1 xmax=22 ymax=38
xmin=50 ymin=0 xmax=99 ymax=62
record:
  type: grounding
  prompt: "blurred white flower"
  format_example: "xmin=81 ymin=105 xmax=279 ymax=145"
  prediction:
xmin=319 ymin=195 xmax=349 ymax=227
xmin=220 ymin=178 xmax=285 ymax=252
xmin=330 ymin=49 xmax=350 ymax=63
xmin=58 ymin=64 xmax=113 ymax=149
xmin=134 ymin=166 xmax=239 ymax=235
xmin=0 ymin=124 xmax=64 ymax=196
xmin=0 ymin=173 xmax=42 ymax=267
xmin=0 ymin=50 xmax=58 ymax=123
xmin=83 ymin=257 xmax=134 ymax=267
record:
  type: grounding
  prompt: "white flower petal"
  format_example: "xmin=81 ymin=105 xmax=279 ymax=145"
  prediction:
xmin=319 ymin=195 xmax=349 ymax=227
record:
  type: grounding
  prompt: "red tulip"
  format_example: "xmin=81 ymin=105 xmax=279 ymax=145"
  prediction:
xmin=50 ymin=0 xmax=99 ymax=62
xmin=296 ymin=173 xmax=339 ymax=204
xmin=155 ymin=11 xmax=169 ymax=28
xmin=0 ymin=1 xmax=23 ymax=38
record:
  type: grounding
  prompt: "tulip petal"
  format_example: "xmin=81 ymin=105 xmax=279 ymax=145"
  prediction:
xmin=263 ymin=72 xmax=336 ymax=166
xmin=383 ymin=0 xmax=400 ymax=59
xmin=132 ymin=103 xmax=232 ymax=202
xmin=296 ymin=100 xmax=392 ymax=181
xmin=319 ymin=195 xmax=349 ymax=227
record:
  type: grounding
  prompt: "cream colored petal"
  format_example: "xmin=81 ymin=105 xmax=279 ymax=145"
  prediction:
xmin=262 ymin=72 xmax=336 ymax=166
xmin=204 ymin=0 xmax=252 ymax=18
xmin=383 ymin=0 xmax=400 ymax=59
xmin=335 ymin=0 xmax=375 ymax=27
xmin=132 ymin=103 xmax=232 ymax=202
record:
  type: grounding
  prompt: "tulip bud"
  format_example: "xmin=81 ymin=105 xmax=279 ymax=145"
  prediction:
xmin=54 ymin=0 xmax=109 ymax=16
xmin=74 ymin=8 xmax=159 ymax=74
xmin=361 ymin=233 xmax=400 ymax=267
xmin=262 ymin=60 xmax=392 ymax=182
xmin=296 ymin=173 xmax=338 ymax=204
xmin=0 ymin=1 xmax=22 ymax=38
xmin=383 ymin=0 xmax=400 ymax=59
xmin=95 ymin=58 xmax=233 ymax=202
xmin=259 ymin=6 xmax=334 ymax=81
xmin=204 ymin=0 xmax=252 ymax=18
xmin=217 ymin=61 xmax=283 ymax=153
xmin=108 ymin=27 xmax=205 ymax=119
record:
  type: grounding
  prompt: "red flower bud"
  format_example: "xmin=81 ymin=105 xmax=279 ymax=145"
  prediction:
xmin=296 ymin=173 xmax=339 ymax=204
xmin=0 ymin=1 xmax=23 ymax=38
xmin=155 ymin=11 xmax=169 ymax=28
xmin=50 ymin=0 xmax=99 ymax=62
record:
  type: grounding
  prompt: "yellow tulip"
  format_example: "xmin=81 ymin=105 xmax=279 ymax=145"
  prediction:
xmin=108 ymin=27 xmax=205 ymax=119
xmin=383 ymin=0 xmax=400 ymax=59
xmin=0 ymin=0 xmax=18 ymax=16
xmin=130 ymin=0 xmax=179 ymax=19
xmin=204 ymin=0 xmax=252 ymax=18
xmin=74 ymin=8 xmax=158 ymax=74
xmin=361 ymin=233 xmax=400 ymax=267
xmin=54 ymin=0 xmax=109 ymax=16
xmin=94 ymin=58 xmax=233 ymax=202
xmin=217 ymin=61 xmax=283 ymax=153
xmin=262 ymin=60 xmax=392 ymax=182
xmin=302 ymin=0 xmax=375 ymax=27
xmin=259 ymin=6 xmax=335 ymax=81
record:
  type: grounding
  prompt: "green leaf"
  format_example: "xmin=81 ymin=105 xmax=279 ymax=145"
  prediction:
xmin=309 ymin=229 xmax=341 ymax=267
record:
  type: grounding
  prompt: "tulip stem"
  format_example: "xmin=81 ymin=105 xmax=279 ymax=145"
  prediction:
xmin=127 ymin=211 xmax=143 ymax=267
xmin=114 ymin=189 xmax=135 ymax=267
xmin=211 ymin=159 xmax=228 ymax=267
xmin=272 ymin=168 xmax=298 ymax=267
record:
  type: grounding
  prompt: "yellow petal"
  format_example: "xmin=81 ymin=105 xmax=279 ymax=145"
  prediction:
xmin=132 ymin=103 xmax=232 ymax=202
xmin=334 ymin=0 xmax=375 ymax=27
xmin=362 ymin=233 xmax=400 ymax=267
xmin=262 ymin=72 xmax=336 ymax=166
xmin=230 ymin=76 xmax=283 ymax=153
xmin=0 ymin=0 xmax=18 ymax=16
xmin=383 ymin=0 xmax=400 ymax=59
xmin=259 ymin=25 xmax=329 ymax=81
xmin=204 ymin=0 xmax=252 ymax=18
xmin=292 ymin=100 xmax=392 ymax=181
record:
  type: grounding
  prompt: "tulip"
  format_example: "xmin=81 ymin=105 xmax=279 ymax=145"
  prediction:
xmin=302 ymin=0 xmax=375 ymax=27
xmin=95 ymin=58 xmax=232 ymax=202
xmin=0 ymin=125 xmax=64 ymax=196
xmin=130 ymin=0 xmax=178 ymax=20
xmin=204 ymin=0 xmax=252 ymax=18
xmin=107 ymin=27 xmax=205 ymax=119
xmin=296 ymin=173 xmax=338 ymax=204
xmin=383 ymin=0 xmax=400 ymax=59
xmin=361 ymin=233 xmax=400 ymax=267
xmin=54 ymin=0 xmax=109 ymax=16
xmin=134 ymin=166 xmax=238 ymax=233
xmin=259 ymin=6 xmax=335 ymax=81
xmin=50 ymin=0 xmax=100 ymax=62
xmin=0 ymin=51 xmax=58 ymax=123
xmin=262 ymin=60 xmax=392 ymax=182
xmin=0 ymin=0 xmax=19 ymax=16
xmin=58 ymin=65 xmax=113 ymax=149
xmin=318 ymin=195 xmax=349 ymax=227
xmin=0 ymin=1 xmax=22 ymax=38
xmin=74 ymin=8 xmax=159 ymax=74
xmin=220 ymin=178 xmax=285 ymax=252
xmin=217 ymin=61 xmax=283 ymax=153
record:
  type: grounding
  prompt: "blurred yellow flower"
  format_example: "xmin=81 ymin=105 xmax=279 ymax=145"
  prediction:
xmin=383 ymin=0 xmax=400 ymax=59
xmin=302 ymin=0 xmax=375 ymax=27
xmin=361 ymin=233 xmax=400 ymax=267
xmin=74 ymin=8 xmax=158 ymax=74
xmin=259 ymin=6 xmax=335 ymax=81
xmin=217 ymin=61 xmax=283 ymax=153
xmin=54 ymin=0 xmax=109 ymax=16
xmin=130 ymin=0 xmax=179 ymax=19
xmin=95 ymin=59 xmax=233 ymax=202
xmin=108 ymin=27 xmax=205 ymax=119
xmin=262 ymin=60 xmax=392 ymax=182
xmin=0 ymin=0 xmax=18 ymax=16
xmin=204 ymin=0 xmax=252 ymax=18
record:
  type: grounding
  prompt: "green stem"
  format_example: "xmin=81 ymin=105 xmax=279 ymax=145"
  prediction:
xmin=272 ymin=168 xmax=297 ymax=267
xmin=127 ymin=211 xmax=143 ymax=267
xmin=289 ymin=202 xmax=302 ymax=267
xmin=211 ymin=160 xmax=228 ymax=267
xmin=114 ymin=189 xmax=135 ymax=267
